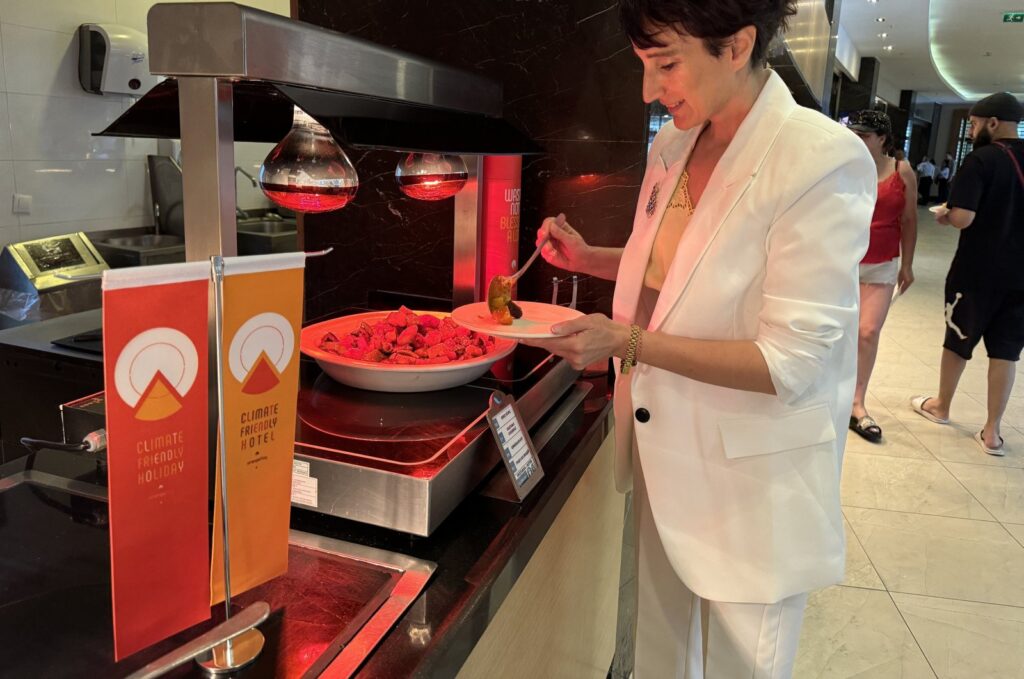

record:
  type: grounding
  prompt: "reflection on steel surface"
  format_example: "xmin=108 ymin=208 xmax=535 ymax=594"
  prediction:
xmin=146 ymin=3 xmax=501 ymax=116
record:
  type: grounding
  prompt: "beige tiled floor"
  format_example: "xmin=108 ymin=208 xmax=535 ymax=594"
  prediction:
xmin=794 ymin=210 xmax=1024 ymax=678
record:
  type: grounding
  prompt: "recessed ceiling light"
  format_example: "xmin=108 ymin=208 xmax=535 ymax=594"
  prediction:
xmin=878 ymin=32 xmax=888 ymax=38
xmin=876 ymin=17 xmax=886 ymax=22
xmin=867 ymin=0 xmax=878 ymax=3
xmin=883 ymin=45 xmax=894 ymax=51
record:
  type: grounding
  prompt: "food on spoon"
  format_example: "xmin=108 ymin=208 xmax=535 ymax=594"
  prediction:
xmin=318 ymin=307 xmax=496 ymax=365
xmin=487 ymin=274 xmax=525 ymax=325
xmin=487 ymin=274 xmax=513 ymax=324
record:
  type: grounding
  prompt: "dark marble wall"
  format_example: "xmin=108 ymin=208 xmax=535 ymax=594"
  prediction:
xmin=837 ymin=57 xmax=880 ymax=116
xmin=295 ymin=0 xmax=647 ymax=322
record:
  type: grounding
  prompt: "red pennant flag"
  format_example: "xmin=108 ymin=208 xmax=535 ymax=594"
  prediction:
xmin=102 ymin=262 xmax=211 ymax=659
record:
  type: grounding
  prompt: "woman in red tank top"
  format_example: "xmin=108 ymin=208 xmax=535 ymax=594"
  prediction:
xmin=847 ymin=110 xmax=919 ymax=442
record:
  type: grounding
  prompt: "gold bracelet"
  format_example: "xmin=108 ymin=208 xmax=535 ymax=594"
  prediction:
xmin=621 ymin=324 xmax=642 ymax=374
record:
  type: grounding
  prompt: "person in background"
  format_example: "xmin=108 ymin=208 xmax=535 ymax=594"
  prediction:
xmin=917 ymin=155 xmax=936 ymax=204
xmin=846 ymin=111 xmax=918 ymax=442
xmin=912 ymin=92 xmax=1024 ymax=456
xmin=526 ymin=0 xmax=876 ymax=675
xmin=937 ymin=159 xmax=951 ymax=204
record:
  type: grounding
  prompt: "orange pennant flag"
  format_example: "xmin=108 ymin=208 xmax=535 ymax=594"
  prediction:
xmin=102 ymin=262 xmax=211 ymax=659
xmin=211 ymin=253 xmax=305 ymax=603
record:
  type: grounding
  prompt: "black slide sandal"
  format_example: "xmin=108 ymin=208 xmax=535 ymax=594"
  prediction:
xmin=849 ymin=415 xmax=883 ymax=443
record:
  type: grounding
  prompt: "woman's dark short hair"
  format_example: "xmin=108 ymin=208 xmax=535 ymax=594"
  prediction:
xmin=619 ymin=0 xmax=799 ymax=67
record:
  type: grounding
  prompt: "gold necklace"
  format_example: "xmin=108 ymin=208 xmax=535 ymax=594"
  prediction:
xmin=667 ymin=170 xmax=695 ymax=215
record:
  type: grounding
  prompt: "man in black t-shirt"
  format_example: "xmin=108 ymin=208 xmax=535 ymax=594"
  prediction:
xmin=913 ymin=92 xmax=1024 ymax=457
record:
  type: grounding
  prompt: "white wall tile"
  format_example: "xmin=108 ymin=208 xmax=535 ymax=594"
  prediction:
xmin=0 ymin=27 xmax=6 ymax=92
xmin=0 ymin=28 xmax=5 ymax=93
xmin=13 ymin=160 xmax=127 ymax=225
xmin=0 ymin=224 xmax=18 ymax=247
xmin=18 ymin=215 xmax=148 ymax=242
xmin=122 ymin=159 xmax=151 ymax=219
xmin=112 ymin=0 xmax=151 ymax=35
xmin=114 ymin=0 xmax=289 ymax=34
xmin=235 ymin=0 xmax=291 ymax=16
xmin=233 ymin=142 xmax=273 ymax=210
xmin=0 ymin=0 xmax=291 ymax=246
xmin=0 ymin=160 xmax=17 ymax=227
xmin=7 ymin=92 xmax=126 ymax=160
xmin=0 ymin=97 xmax=12 ymax=160
xmin=122 ymin=135 xmax=157 ymax=160
xmin=1 ymin=24 xmax=84 ymax=98
xmin=0 ymin=0 xmax=117 ymax=33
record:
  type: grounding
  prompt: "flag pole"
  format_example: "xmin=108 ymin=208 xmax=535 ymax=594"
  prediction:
xmin=197 ymin=256 xmax=265 ymax=674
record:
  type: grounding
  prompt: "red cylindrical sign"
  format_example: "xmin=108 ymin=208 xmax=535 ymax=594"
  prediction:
xmin=479 ymin=156 xmax=522 ymax=379
xmin=479 ymin=155 xmax=522 ymax=291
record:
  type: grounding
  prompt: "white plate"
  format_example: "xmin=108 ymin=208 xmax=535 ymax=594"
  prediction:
xmin=929 ymin=204 xmax=949 ymax=215
xmin=300 ymin=311 xmax=516 ymax=392
xmin=451 ymin=301 xmax=584 ymax=339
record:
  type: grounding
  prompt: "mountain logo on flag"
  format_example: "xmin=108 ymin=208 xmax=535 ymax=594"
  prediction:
xmin=241 ymin=352 xmax=282 ymax=395
xmin=134 ymin=371 xmax=184 ymax=420
xmin=113 ymin=328 xmax=199 ymax=421
xmin=228 ymin=312 xmax=294 ymax=395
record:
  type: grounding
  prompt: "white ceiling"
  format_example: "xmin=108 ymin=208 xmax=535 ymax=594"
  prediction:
xmin=836 ymin=0 xmax=1023 ymax=105
xmin=930 ymin=0 xmax=1024 ymax=101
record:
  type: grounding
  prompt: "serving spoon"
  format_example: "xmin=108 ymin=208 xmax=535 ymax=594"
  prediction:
xmin=510 ymin=213 xmax=564 ymax=282
xmin=486 ymin=214 xmax=565 ymax=320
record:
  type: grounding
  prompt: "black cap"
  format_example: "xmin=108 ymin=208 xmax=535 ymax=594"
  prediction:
xmin=847 ymin=109 xmax=892 ymax=137
xmin=969 ymin=92 xmax=1023 ymax=123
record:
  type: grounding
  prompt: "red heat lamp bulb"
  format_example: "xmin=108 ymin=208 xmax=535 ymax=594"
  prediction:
xmin=259 ymin=107 xmax=359 ymax=213
xmin=395 ymin=153 xmax=468 ymax=201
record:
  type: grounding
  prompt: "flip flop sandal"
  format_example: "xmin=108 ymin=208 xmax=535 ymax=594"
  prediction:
xmin=910 ymin=395 xmax=950 ymax=424
xmin=974 ymin=431 xmax=1005 ymax=457
xmin=850 ymin=415 xmax=883 ymax=443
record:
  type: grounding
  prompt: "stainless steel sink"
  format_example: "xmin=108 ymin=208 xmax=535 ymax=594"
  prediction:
xmin=95 ymin=233 xmax=186 ymax=267
xmin=236 ymin=219 xmax=297 ymax=235
xmin=96 ymin=216 xmax=297 ymax=265
xmin=102 ymin=234 xmax=184 ymax=248
xmin=236 ymin=219 xmax=298 ymax=254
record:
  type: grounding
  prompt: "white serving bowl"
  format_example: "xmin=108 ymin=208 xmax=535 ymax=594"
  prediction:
xmin=300 ymin=310 xmax=516 ymax=393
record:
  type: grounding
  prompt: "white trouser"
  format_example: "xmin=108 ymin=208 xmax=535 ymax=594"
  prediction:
xmin=633 ymin=446 xmax=809 ymax=679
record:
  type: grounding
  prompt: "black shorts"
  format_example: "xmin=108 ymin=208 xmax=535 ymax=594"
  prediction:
xmin=943 ymin=284 xmax=1024 ymax=361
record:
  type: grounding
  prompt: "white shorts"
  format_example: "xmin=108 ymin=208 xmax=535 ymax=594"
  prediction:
xmin=859 ymin=259 xmax=898 ymax=286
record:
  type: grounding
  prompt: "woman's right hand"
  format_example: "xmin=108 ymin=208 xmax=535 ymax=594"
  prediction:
xmin=537 ymin=213 xmax=590 ymax=273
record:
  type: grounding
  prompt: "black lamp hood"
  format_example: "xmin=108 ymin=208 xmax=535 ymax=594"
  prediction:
xmin=96 ymin=3 xmax=539 ymax=155
xmin=98 ymin=78 xmax=540 ymax=155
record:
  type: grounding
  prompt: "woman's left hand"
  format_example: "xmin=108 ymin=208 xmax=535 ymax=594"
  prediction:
xmin=898 ymin=265 xmax=914 ymax=293
xmin=520 ymin=313 xmax=631 ymax=370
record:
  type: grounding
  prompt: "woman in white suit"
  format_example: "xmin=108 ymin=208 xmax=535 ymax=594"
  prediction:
xmin=524 ymin=1 xmax=876 ymax=676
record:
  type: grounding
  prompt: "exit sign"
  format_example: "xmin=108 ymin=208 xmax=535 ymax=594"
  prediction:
xmin=1004 ymin=11 xmax=1024 ymax=22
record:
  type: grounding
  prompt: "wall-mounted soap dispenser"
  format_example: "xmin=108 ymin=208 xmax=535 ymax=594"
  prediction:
xmin=78 ymin=24 xmax=159 ymax=96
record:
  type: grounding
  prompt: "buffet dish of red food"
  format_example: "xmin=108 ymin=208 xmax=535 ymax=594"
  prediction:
xmin=300 ymin=309 xmax=517 ymax=392
xmin=318 ymin=306 xmax=497 ymax=365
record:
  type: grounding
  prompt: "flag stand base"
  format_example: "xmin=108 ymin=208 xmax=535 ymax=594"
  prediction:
xmin=196 ymin=628 xmax=265 ymax=674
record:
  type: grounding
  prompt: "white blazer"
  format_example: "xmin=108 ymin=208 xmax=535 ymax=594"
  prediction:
xmin=612 ymin=71 xmax=876 ymax=604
